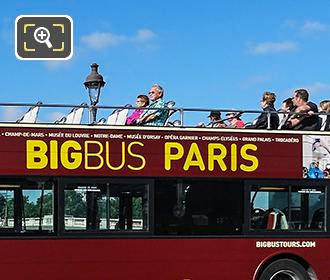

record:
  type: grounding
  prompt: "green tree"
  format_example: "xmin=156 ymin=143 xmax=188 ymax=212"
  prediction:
xmin=0 ymin=194 xmax=7 ymax=219
xmin=65 ymin=190 xmax=86 ymax=217
xmin=132 ymin=197 xmax=142 ymax=219
xmin=36 ymin=193 xmax=53 ymax=216
xmin=23 ymin=195 xmax=39 ymax=218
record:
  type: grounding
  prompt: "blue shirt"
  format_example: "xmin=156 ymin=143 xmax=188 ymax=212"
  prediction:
xmin=140 ymin=98 xmax=167 ymax=126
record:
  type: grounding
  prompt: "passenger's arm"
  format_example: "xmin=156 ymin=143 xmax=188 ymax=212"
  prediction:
xmin=287 ymin=105 xmax=311 ymax=127
xmin=140 ymin=113 xmax=157 ymax=124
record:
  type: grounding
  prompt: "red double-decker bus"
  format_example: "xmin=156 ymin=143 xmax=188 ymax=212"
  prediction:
xmin=0 ymin=121 xmax=329 ymax=279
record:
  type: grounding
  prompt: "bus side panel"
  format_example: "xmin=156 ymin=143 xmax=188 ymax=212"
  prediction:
xmin=0 ymin=238 xmax=327 ymax=280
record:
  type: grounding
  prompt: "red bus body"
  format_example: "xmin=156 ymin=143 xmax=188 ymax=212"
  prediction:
xmin=0 ymin=123 xmax=328 ymax=280
xmin=0 ymin=238 xmax=328 ymax=280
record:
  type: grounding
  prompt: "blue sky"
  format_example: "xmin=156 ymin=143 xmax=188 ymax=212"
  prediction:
xmin=1 ymin=1 xmax=330 ymax=125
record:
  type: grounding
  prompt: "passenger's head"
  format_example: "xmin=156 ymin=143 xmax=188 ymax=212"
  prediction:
xmin=281 ymin=98 xmax=294 ymax=112
xmin=148 ymin=84 xmax=164 ymax=101
xmin=226 ymin=111 xmax=241 ymax=120
xmin=261 ymin=91 xmax=276 ymax=108
xmin=292 ymin=89 xmax=309 ymax=106
xmin=320 ymin=100 xmax=330 ymax=112
xmin=136 ymin=94 xmax=149 ymax=108
xmin=208 ymin=111 xmax=221 ymax=121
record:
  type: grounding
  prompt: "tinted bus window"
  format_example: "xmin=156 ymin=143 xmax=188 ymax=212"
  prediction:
xmin=250 ymin=185 xmax=326 ymax=231
xmin=64 ymin=182 xmax=149 ymax=232
xmin=0 ymin=189 xmax=14 ymax=230
xmin=0 ymin=182 xmax=54 ymax=233
xmin=155 ymin=180 xmax=244 ymax=235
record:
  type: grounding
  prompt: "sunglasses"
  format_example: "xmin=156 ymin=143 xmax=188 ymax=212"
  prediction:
xmin=149 ymin=91 xmax=158 ymax=95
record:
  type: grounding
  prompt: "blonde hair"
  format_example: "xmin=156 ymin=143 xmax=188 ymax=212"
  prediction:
xmin=262 ymin=91 xmax=276 ymax=105
xmin=320 ymin=100 xmax=330 ymax=111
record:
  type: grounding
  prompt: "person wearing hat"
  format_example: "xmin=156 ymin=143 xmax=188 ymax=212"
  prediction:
xmin=207 ymin=111 xmax=226 ymax=128
xmin=225 ymin=111 xmax=245 ymax=128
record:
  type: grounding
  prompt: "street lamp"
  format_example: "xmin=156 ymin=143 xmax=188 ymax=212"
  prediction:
xmin=84 ymin=63 xmax=106 ymax=123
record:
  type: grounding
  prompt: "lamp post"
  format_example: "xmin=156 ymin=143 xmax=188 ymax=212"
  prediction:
xmin=84 ymin=63 xmax=106 ymax=123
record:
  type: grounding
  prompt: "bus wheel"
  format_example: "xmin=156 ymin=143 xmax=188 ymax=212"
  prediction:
xmin=259 ymin=259 xmax=309 ymax=280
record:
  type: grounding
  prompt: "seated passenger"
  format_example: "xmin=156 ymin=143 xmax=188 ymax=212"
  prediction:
xmin=245 ymin=91 xmax=279 ymax=129
xmin=225 ymin=112 xmax=245 ymax=128
xmin=125 ymin=94 xmax=149 ymax=125
xmin=137 ymin=84 xmax=167 ymax=126
xmin=319 ymin=100 xmax=330 ymax=131
xmin=278 ymin=98 xmax=294 ymax=129
xmin=207 ymin=111 xmax=226 ymax=128
xmin=284 ymin=89 xmax=321 ymax=130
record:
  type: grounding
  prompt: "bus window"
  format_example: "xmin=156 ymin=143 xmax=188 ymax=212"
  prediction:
xmin=0 ymin=189 xmax=14 ymax=230
xmin=291 ymin=186 xmax=325 ymax=231
xmin=250 ymin=185 xmax=325 ymax=231
xmin=155 ymin=179 xmax=244 ymax=235
xmin=0 ymin=182 xmax=54 ymax=234
xmin=64 ymin=183 xmax=149 ymax=232
xmin=250 ymin=186 xmax=289 ymax=230
xmin=22 ymin=186 xmax=54 ymax=232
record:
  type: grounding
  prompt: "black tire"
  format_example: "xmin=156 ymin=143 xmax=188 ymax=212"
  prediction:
xmin=259 ymin=259 xmax=309 ymax=280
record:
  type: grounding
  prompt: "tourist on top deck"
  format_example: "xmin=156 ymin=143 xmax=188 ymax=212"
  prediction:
xmin=207 ymin=111 xmax=226 ymax=128
xmin=137 ymin=84 xmax=167 ymax=126
xmin=125 ymin=94 xmax=149 ymax=125
xmin=278 ymin=98 xmax=294 ymax=129
xmin=245 ymin=91 xmax=279 ymax=129
xmin=284 ymin=89 xmax=320 ymax=131
xmin=319 ymin=100 xmax=330 ymax=131
xmin=225 ymin=111 xmax=245 ymax=128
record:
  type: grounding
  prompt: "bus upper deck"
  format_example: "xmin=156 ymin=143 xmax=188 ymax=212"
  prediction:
xmin=0 ymin=102 xmax=328 ymax=179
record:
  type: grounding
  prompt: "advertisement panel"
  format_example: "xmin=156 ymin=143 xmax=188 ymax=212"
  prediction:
xmin=0 ymin=126 xmax=303 ymax=178
xmin=303 ymin=135 xmax=330 ymax=179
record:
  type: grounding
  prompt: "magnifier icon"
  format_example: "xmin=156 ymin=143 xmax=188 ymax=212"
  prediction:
xmin=33 ymin=27 xmax=53 ymax=48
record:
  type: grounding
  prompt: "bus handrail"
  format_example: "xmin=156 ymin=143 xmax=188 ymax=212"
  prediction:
xmin=0 ymin=102 xmax=329 ymax=128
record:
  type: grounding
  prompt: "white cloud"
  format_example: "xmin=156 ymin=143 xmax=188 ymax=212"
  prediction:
xmin=249 ymin=41 xmax=297 ymax=54
xmin=1 ymin=107 xmax=24 ymax=122
xmin=43 ymin=60 xmax=72 ymax=71
xmin=303 ymin=82 xmax=330 ymax=94
xmin=81 ymin=29 xmax=155 ymax=50
xmin=81 ymin=32 xmax=126 ymax=49
xmin=133 ymin=29 xmax=155 ymax=42
xmin=283 ymin=82 xmax=330 ymax=98
xmin=301 ymin=21 xmax=327 ymax=33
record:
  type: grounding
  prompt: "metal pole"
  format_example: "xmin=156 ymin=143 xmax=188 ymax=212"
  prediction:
xmin=267 ymin=112 xmax=271 ymax=130
xmin=91 ymin=106 xmax=97 ymax=123
xmin=180 ymin=109 xmax=184 ymax=127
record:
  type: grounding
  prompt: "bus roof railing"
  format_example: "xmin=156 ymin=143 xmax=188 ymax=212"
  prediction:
xmin=0 ymin=102 xmax=329 ymax=130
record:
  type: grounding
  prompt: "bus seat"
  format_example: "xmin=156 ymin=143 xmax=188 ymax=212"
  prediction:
xmin=310 ymin=208 xmax=324 ymax=230
xmin=164 ymin=101 xmax=178 ymax=126
xmin=55 ymin=103 xmax=86 ymax=124
xmin=104 ymin=104 xmax=132 ymax=125
xmin=266 ymin=209 xmax=288 ymax=230
xmin=17 ymin=101 xmax=42 ymax=123
xmin=96 ymin=118 xmax=106 ymax=124
xmin=167 ymin=120 xmax=181 ymax=127
xmin=320 ymin=115 xmax=327 ymax=131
